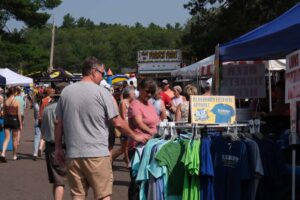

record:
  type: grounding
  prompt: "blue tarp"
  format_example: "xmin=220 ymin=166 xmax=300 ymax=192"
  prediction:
xmin=0 ymin=75 xmax=6 ymax=85
xmin=220 ymin=3 xmax=300 ymax=61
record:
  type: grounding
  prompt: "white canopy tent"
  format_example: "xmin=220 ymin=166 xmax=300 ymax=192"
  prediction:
xmin=171 ymin=55 xmax=215 ymax=79
xmin=0 ymin=68 xmax=33 ymax=86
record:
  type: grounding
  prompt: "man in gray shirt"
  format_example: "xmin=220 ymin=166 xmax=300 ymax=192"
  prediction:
xmin=55 ymin=56 xmax=150 ymax=200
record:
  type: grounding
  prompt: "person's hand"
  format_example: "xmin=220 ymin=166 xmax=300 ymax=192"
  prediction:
xmin=133 ymin=134 xmax=151 ymax=144
xmin=19 ymin=125 xmax=23 ymax=131
xmin=55 ymin=148 xmax=65 ymax=166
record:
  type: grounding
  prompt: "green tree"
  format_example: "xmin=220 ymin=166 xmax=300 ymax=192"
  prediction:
xmin=0 ymin=0 xmax=62 ymax=33
xmin=183 ymin=0 xmax=299 ymax=59
xmin=62 ymin=13 xmax=76 ymax=28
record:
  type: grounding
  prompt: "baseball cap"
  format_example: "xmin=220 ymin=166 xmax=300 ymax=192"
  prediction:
xmin=162 ymin=79 xmax=169 ymax=84
xmin=51 ymin=82 xmax=69 ymax=97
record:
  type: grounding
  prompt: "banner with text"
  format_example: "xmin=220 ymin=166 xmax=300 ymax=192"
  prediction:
xmin=286 ymin=49 xmax=300 ymax=103
xmin=191 ymin=96 xmax=236 ymax=124
xmin=220 ymin=64 xmax=266 ymax=99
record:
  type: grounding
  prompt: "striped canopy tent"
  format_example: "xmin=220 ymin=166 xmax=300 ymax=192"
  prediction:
xmin=111 ymin=74 xmax=129 ymax=84
xmin=172 ymin=55 xmax=285 ymax=80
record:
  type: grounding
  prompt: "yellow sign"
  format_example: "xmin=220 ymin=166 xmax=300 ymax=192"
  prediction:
xmin=190 ymin=96 xmax=236 ymax=124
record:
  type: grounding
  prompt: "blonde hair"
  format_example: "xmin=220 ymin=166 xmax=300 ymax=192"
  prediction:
xmin=184 ymin=85 xmax=198 ymax=100
xmin=173 ymin=85 xmax=182 ymax=94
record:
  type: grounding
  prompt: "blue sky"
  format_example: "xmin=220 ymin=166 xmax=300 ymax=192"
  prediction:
xmin=7 ymin=0 xmax=191 ymax=29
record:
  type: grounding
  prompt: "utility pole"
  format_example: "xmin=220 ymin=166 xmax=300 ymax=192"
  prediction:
xmin=49 ymin=15 xmax=55 ymax=73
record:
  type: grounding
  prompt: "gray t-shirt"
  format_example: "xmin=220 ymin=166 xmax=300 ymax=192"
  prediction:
xmin=55 ymin=82 xmax=119 ymax=158
xmin=41 ymin=102 xmax=57 ymax=143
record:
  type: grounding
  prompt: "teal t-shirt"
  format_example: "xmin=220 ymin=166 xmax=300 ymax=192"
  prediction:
xmin=15 ymin=96 xmax=25 ymax=115
xmin=182 ymin=139 xmax=201 ymax=200
xmin=155 ymin=139 xmax=186 ymax=197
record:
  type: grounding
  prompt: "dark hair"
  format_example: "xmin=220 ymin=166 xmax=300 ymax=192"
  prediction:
xmin=82 ymin=56 xmax=104 ymax=76
xmin=122 ymin=86 xmax=134 ymax=99
xmin=15 ymin=86 xmax=21 ymax=95
xmin=138 ymin=78 xmax=157 ymax=94
xmin=7 ymin=87 xmax=16 ymax=97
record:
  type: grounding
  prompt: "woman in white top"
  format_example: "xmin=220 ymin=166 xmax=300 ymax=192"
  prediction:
xmin=175 ymin=85 xmax=198 ymax=122
xmin=170 ymin=86 xmax=185 ymax=119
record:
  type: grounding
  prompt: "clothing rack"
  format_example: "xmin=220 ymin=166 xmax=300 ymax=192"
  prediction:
xmin=158 ymin=122 xmax=248 ymax=130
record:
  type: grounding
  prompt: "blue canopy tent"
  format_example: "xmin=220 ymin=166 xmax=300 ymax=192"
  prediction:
xmin=219 ymin=4 xmax=300 ymax=200
xmin=219 ymin=3 xmax=300 ymax=61
xmin=0 ymin=75 xmax=6 ymax=85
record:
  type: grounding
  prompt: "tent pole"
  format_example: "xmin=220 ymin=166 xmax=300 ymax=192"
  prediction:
xmin=292 ymin=148 xmax=296 ymax=200
xmin=268 ymin=66 xmax=272 ymax=112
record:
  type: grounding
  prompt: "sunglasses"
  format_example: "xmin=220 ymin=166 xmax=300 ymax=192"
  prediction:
xmin=93 ymin=68 xmax=105 ymax=76
xmin=144 ymin=89 xmax=155 ymax=95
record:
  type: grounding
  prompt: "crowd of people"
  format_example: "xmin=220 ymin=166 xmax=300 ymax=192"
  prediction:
xmin=0 ymin=56 xmax=211 ymax=200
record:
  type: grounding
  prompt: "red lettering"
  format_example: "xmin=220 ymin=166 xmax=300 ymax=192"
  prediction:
xmin=289 ymin=53 xmax=299 ymax=69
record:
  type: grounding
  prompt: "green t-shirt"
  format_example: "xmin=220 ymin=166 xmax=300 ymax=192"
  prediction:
xmin=155 ymin=139 xmax=186 ymax=197
xmin=182 ymin=139 xmax=201 ymax=200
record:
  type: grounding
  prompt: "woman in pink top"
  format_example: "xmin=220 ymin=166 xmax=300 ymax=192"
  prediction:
xmin=127 ymin=78 xmax=160 ymax=199
xmin=128 ymin=78 xmax=160 ymax=150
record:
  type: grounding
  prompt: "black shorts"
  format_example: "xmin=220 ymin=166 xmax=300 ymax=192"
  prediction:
xmin=45 ymin=142 xmax=67 ymax=186
xmin=4 ymin=115 xmax=20 ymax=130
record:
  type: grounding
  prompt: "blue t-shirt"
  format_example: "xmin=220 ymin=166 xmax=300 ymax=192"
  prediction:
xmin=211 ymin=104 xmax=235 ymax=123
xmin=136 ymin=139 xmax=160 ymax=200
xmin=253 ymin=136 xmax=285 ymax=200
xmin=211 ymin=136 xmax=251 ymax=200
xmin=200 ymin=136 xmax=215 ymax=200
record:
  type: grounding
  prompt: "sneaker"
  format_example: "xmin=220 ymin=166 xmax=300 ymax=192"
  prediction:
xmin=13 ymin=155 xmax=20 ymax=161
xmin=33 ymin=156 xmax=37 ymax=161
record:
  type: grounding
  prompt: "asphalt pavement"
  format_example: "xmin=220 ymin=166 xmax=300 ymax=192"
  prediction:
xmin=0 ymin=108 xmax=130 ymax=200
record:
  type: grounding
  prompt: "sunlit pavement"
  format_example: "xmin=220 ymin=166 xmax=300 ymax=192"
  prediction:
xmin=0 ymin=108 xmax=130 ymax=200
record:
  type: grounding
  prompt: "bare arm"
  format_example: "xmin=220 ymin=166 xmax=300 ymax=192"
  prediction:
xmin=17 ymin=103 xmax=22 ymax=130
xmin=112 ymin=116 xmax=150 ymax=143
xmin=133 ymin=114 xmax=156 ymax=135
xmin=119 ymin=101 xmax=127 ymax=120
xmin=175 ymin=103 xmax=182 ymax=122
xmin=160 ymin=101 xmax=167 ymax=121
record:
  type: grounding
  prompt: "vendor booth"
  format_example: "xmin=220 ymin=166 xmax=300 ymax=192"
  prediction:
xmin=37 ymin=68 xmax=73 ymax=82
xmin=217 ymin=3 xmax=300 ymax=200
xmin=0 ymin=68 xmax=33 ymax=86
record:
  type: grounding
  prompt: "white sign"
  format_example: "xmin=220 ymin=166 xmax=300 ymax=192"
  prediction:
xmin=137 ymin=50 xmax=182 ymax=63
xmin=138 ymin=62 xmax=181 ymax=74
xmin=220 ymin=64 xmax=266 ymax=99
xmin=285 ymin=49 xmax=300 ymax=103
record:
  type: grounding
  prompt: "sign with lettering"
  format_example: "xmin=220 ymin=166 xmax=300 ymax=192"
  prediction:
xmin=220 ymin=64 xmax=266 ymax=99
xmin=190 ymin=96 xmax=236 ymax=124
xmin=137 ymin=50 xmax=182 ymax=63
xmin=286 ymin=49 xmax=300 ymax=103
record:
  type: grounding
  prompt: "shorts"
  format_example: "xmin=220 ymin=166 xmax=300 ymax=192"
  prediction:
xmin=66 ymin=157 xmax=113 ymax=199
xmin=45 ymin=142 xmax=67 ymax=186
xmin=4 ymin=115 xmax=20 ymax=130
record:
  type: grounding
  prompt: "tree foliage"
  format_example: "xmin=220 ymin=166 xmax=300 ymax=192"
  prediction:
xmin=0 ymin=0 xmax=62 ymax=33
xmin=0 ymin=14 xmax=184 ymax=74
xmin=183 ymin=0 xmax=299 ymax=60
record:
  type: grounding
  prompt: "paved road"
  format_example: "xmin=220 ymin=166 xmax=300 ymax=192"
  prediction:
xmin=0 ymin=108 xmax=130 ymax=200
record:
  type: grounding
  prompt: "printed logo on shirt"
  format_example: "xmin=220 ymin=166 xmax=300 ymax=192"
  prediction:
xmin=194 ymin=109 xmax=209 ymax=121
xmin=222 ymin=154 xmax=239 ymax=168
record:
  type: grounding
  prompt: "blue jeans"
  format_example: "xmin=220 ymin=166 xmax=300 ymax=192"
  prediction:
xmin=33 ymin=120 xmax=41 ymax=155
